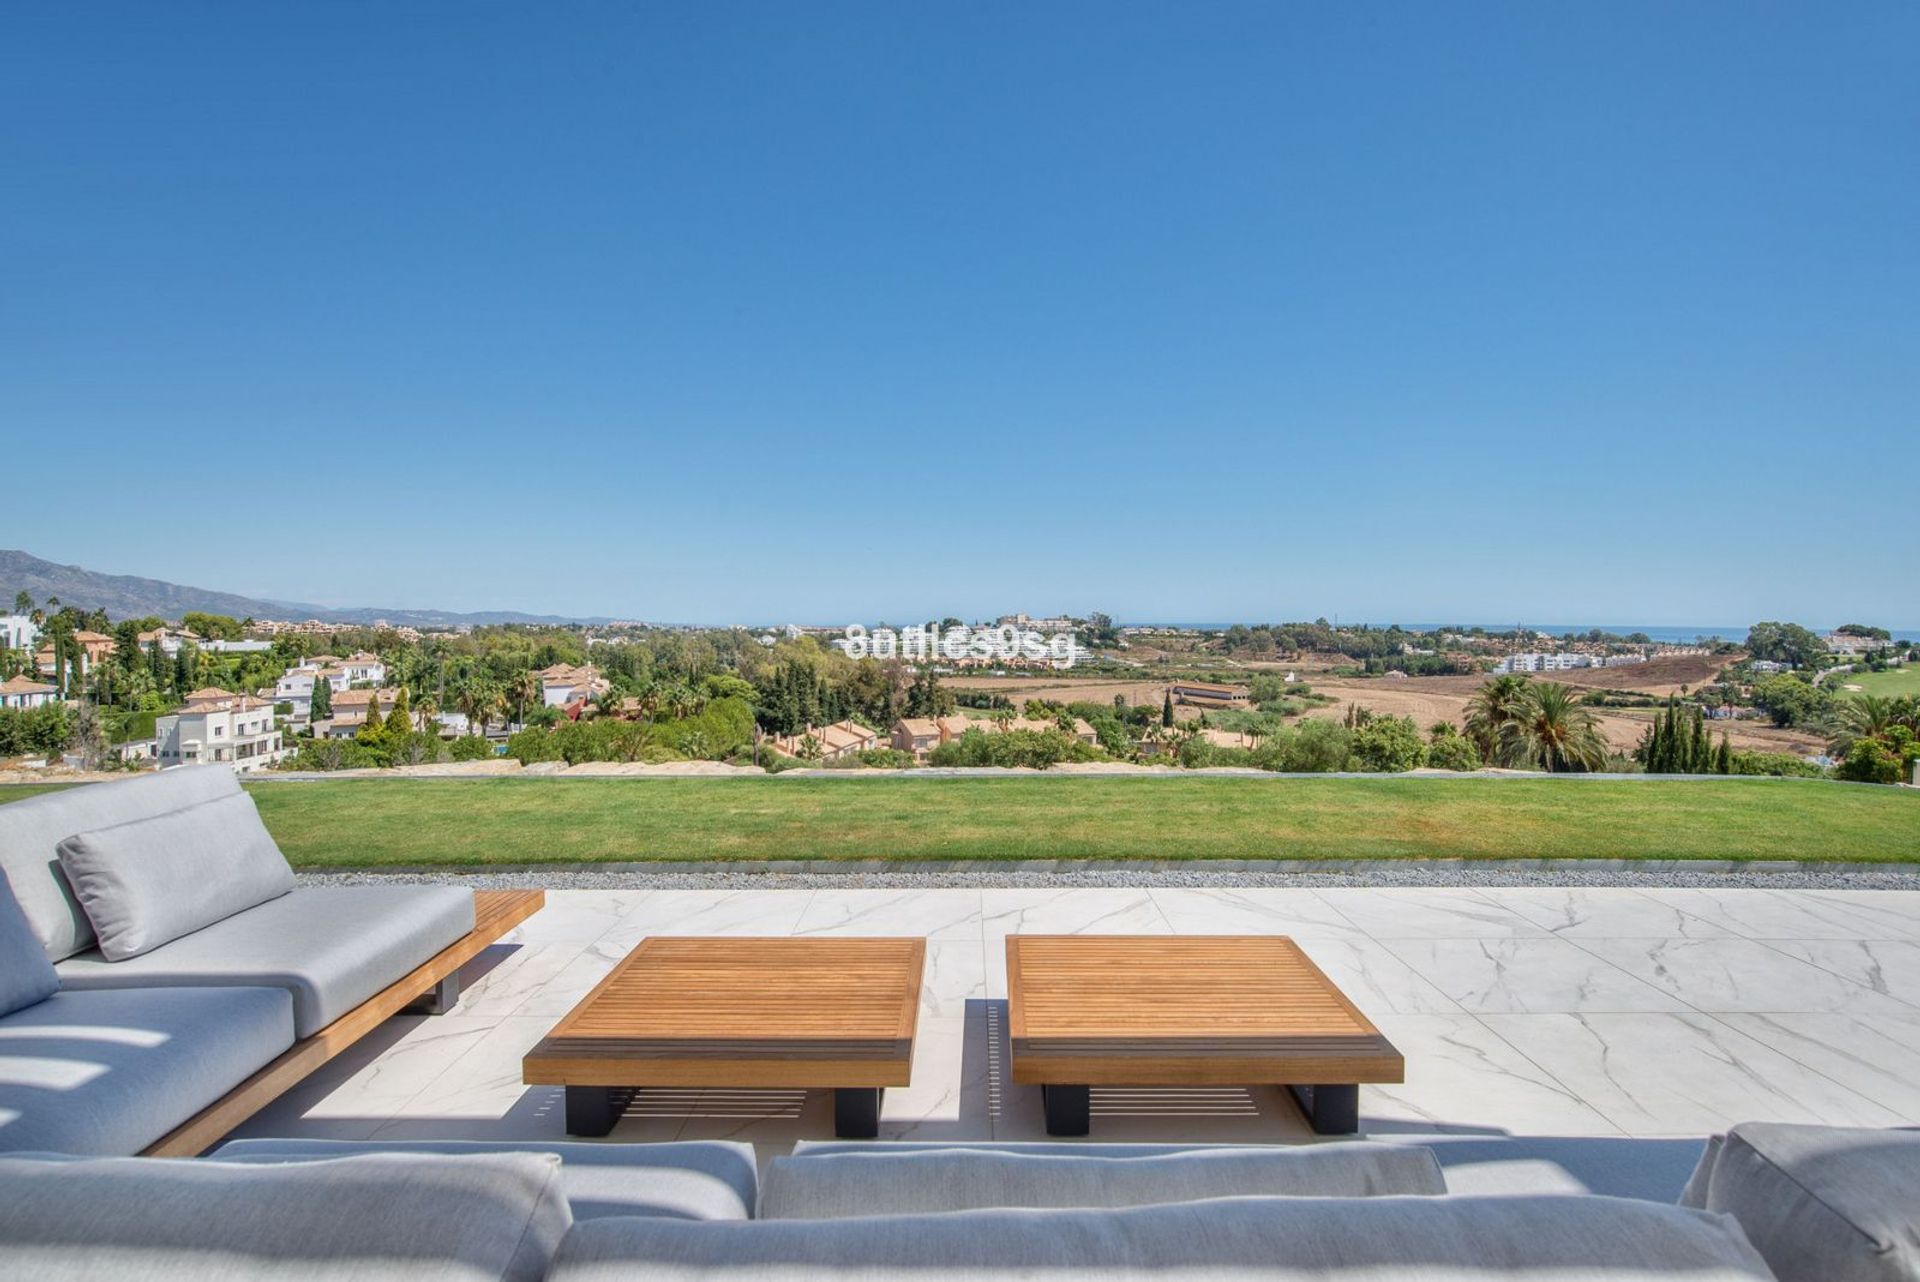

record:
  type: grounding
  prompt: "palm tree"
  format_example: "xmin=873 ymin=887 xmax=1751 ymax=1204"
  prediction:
xmin=1464 ymin=675 xmax=1533 ymax=763
xmin=456 ymin=677 xmax=504 ymax=739
xmin=1505 ymin=683 xmax=1610 ymax=773
xmin=1841 ymin=694 xmax=1895 ymax=739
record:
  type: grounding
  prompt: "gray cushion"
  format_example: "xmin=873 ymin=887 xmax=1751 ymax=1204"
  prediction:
xmin=1680 ymin=1122 xmax=1920 ymax=1282
xmin=57 ymin=884 xmax=475 ymax=1037
xmin=1382 ymin=1133 xmax=1711 ymax=1201
xmin=0 ymin=1150 xmax=571 ymax=1281
xmin=548 ymin=1194 xmax=1777 ymax=1281
xmin=761 ymin=1142 xmax=1444 ymax=1218
xmin=57 ymin=790 xmax=295 ymax=960
xmin=0 ymin=766 xmax=240 ymax=961
xmin=0 ymin=867 xmax=58 ymax=1016
xmin=212 ymin=1138 xmax=758 ymax=1221
xmin=0 ymin=986 xmax=293 ymax=1155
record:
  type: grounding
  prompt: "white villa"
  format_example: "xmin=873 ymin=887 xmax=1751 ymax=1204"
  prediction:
xmin=0 ymin=614 xmax=42 ymax=653
xmin=537 ymin=663 xmax=608 ymax=707
xmin=0 ymin=674 xmax=59 ymax=710
xmin=155 ymin=692 xmax=288 ymax=772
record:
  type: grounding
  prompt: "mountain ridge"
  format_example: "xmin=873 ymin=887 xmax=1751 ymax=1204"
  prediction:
xmin=0 ymin=550 xmax=611 ymax=628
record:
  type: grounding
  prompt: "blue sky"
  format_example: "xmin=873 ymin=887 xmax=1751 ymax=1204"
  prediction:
xmin=3 ymin=3 xmax=1915 ymax=626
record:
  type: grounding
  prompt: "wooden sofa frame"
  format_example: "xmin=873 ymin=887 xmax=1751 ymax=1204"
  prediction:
xmin=141 ymin=889 xmax=545 ymax=1157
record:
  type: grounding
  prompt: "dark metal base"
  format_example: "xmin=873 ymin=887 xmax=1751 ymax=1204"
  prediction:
xmin=406 ymin=974 xmax=461 ymax=1016
xmin=1287 ymin=1084 xmax=1360 ymax=1134
xmin=564 ymin=1085 xmax=633 ymax=1137
xmin=834 ymin=1087 xmax=883 ymax=1139
xmin=1041 ymin=1084 xmax=1091 ymax=1136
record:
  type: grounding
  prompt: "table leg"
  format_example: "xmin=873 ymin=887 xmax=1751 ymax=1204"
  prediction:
xmin=565 ymin=1086 xmax=623 ymax=1137
xmin=1287 ymin=1084 xmax=1359 ymax=1134
xmin=834 ymin=1087 xmax=882 ymax=1139
xmin=1042 ymin=1084 xmax=1091 ymax=1136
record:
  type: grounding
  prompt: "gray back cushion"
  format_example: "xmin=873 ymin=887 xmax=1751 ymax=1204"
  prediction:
xmin=56 ymin=790 xmax=293 ymax=960
xmin=1681 ymin=1122 xmax=1920 ymax=1282
xmin=550 ymin=1194 xmax=1775 ymax=1281
xmin=761 ymin=1143 xmax=1444 ymax=1219
xmin=0 ymin=767 xmax=240 ymax=961
xmin=0 ymin=867 xmax=58 ymax=1016
xmin=0 ymin=1151 xmax=572 ymax=1281
xmin=212 ymin=1138 xmax=759 ymax=1221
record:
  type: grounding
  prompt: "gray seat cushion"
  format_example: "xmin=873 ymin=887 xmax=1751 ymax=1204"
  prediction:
xmin=0 ymin=868 xmax=58 ymax=1016
xmin=761 ymin=1142 xmax=1444 ymax=1219
xmin=1379 ymin=1133 xmax=1711 ymax=1201
xmin=56 ymin=885 xmax=476 ymax=1038
xmin=0 ymin=1150 xmax=571 ymax=1281
xmin=212 ymin=1138 xmax=758 ymax=1221
xmin=57 ymin=790 xmax=295 ymax=960
xmin=1681 ymin=1122 xmax=1920 ymax=1282
xmin=548 ymin=1194 xmax=1777 ymax=1281
xmin=0 ymin=766 xmax=240 ymax=961
xmin=0 ymin=986 xmax=294 ymax=1155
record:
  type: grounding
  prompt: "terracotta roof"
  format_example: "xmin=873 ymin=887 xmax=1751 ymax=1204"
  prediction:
xmin=331 ymin=688 xmax=396 ymax=708
xmin=180 ymin=694 xmax=272 ymax=715
xmin=182 ymin=686 xmax=237 ymax=705
xmin=0 ymin=675 xmax=56 ymax=695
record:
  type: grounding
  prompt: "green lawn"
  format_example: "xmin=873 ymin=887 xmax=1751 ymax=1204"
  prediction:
xmin=153 ymin=776 xmax=1920 ymax=865
xmin=1834 ymin=665 xmax=1920 ymax=698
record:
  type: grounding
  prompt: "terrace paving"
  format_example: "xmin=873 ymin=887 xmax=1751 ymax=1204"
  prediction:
xmin=232 ymin=886 xmax=1920 ymax=1161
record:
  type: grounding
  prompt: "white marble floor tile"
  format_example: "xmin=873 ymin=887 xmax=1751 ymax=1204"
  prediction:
xmin=1379 ymin=938 xmax=1691 ymax=1014
xmin=602 ymin=890 xmax=814 ymax=943
xmin=921 ymin=941 xmax=989 ymax=1019
xmin=1758 ymin=939 xmax=1920 ymax=1007
xmin=510 ymin=936 xmax=633 ymax=1018
xmin=1634 ymin=888 xmax=1918 ymax=941
xmin=299 ymin=1014 xmax=507 ymax=1121
xmin=1572 ymin=937 xmax=1920 ymax=1015
xmin=1358 ymin=1013 xmax=1622 ymax=1136
xmin=876 ymin=1016 xmax=993 ymax=1142
xmin=1480 ymin=1013 xmax=1907 ymax=1134
xmin=455 ymin=942 xmax=593 ymax=1017
xmin=1149 ymin=888 xmax=1369 ymax=940
xmin=1791 ymin=890 xmax=1920 ymax=939
xmin=1475 ymin=888 xmax=1733 ymax=939
xmin=1713 ymin=1012 xmax=1920 ymax=1121
xmin=981 ymin=889 xmax=1171 ymax=941
xmin=1314 ymin=888 xmax=1551 ymax=939
xmin=794 ymin=889 xmax=983 ymax=941
xmin=504 ymin=890 xmax=651 ymax=945
xmin=1293 ymin=938 xmax=1463 ymax=1015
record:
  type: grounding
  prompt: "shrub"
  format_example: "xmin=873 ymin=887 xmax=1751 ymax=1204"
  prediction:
xmin=1837 ymin=738 xmax=1901 ymax=785
xmin=927 ymin=728 xmax=1098 ymax=770
xmin=1351 ymin=715 xmax=1427 ymax=772
xmin=1728 ymin=751 xmax=1824 ymax=778
xmin=449 ymin=735 xmax=494 ymax=761
xmin=1425 ymin=733 xmax=1484 ymax=772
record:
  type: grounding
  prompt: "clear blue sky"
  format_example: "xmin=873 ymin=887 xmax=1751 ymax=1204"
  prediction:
xmin=3 ymin=3 xmax=1914 ymax=626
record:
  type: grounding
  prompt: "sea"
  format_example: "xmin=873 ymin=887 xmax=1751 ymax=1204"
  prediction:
xmin=1143 ymin=623 xmax=1920 ymax=644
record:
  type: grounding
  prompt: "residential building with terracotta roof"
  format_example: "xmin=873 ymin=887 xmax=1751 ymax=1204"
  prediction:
xmin=0 ymin=675 xmax=59 ymax=710
xmin=35 ymin=630 xmax=117 ymax=681
xmin=156 ymin=693 xmax=287 ymax=772
xmin=321 ymin=687 xmax=402 ymax=738
xmin=538 ymin=664 xmax=608 ymax=707
xmin=767 ymin=720 xmax=880 ymax=761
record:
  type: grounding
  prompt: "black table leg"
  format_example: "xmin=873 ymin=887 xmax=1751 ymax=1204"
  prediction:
xmin=834 ymin=1087 xmax=882 ymax=1138
xmin=407 ymin=974 xmax=460 ymax=1016
xmin=565 ymin=1086 xmax=623 ymax=1137
xmin=1288 ymin=1084 xmax=1359 ymax=1134
xmin=1042 ymin=1084 xmax=1091 ymax=1136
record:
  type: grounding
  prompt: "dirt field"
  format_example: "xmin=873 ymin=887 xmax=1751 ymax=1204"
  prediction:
xmin=950 ymin=653 xmax=1824 ymax=758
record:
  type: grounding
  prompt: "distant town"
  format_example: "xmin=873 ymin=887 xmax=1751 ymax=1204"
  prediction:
xmin=2 ymin=569 xmax=1914 ymax=788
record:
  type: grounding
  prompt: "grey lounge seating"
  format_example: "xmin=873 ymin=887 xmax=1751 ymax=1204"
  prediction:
xmin=56 ymin=884 xmax=476 ymax=1039
xmin=0 ymin=986 xmax=294 ymax=1155
xmin=212 ymin=1138 xmax=759 ymax=1221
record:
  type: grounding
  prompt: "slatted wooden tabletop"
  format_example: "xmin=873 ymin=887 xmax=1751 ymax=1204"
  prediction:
xmin=523 ymin=936 xmax=924 ymax=1089
xmin=1007 ymin=935 xmax=1403 ymax=1086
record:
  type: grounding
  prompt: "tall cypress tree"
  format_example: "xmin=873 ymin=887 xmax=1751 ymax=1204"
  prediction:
xmin=1162 ymin=690 xmax=1175 ymax=728
xmin=1714 ymin=733 xmax=1733 ymax=775
xmin=310 ymin=674 xmax=332 ymax=720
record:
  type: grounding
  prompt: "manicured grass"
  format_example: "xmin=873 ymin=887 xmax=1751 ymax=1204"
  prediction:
xmin=150 ymin=776 xmax=1920 ymax=866
xmin=1835 ymin=665 xmax=1920 ymax=698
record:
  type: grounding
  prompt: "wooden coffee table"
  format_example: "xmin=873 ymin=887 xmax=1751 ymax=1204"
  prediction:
xmin=523 ymin=936 xmax=923 ymax=1139
xmin=1006 ymin=935 xmax=1403 ymax=1136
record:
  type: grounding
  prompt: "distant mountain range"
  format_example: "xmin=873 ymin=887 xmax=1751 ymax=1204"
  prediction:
xmin=0 ymin=550 xmax=611 ymax=628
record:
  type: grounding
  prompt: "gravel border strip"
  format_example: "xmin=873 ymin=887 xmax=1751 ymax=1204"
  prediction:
xmin=296 ymin=861 xmax=1920 ymax=892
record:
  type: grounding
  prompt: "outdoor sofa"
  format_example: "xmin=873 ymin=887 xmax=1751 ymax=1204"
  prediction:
xmin=2 ymin=1123 xmax=1915 ymax=1280
xmin=0 ymin=766 xmax=539 ymax=1156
